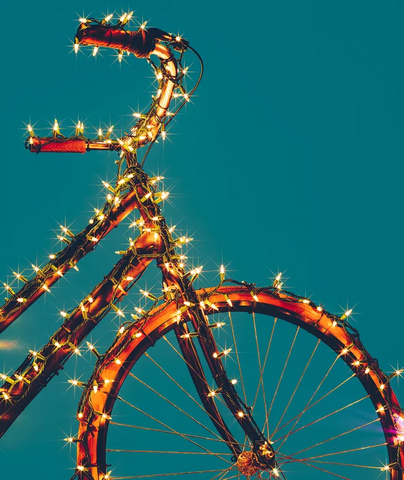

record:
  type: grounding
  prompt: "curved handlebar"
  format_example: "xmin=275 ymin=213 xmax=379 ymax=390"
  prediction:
xmin=26 ymin=17 xmax=200 ymax=163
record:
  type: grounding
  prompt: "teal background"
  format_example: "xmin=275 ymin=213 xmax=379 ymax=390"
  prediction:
xmin=0 ymin=1 xmax=403 ymax=478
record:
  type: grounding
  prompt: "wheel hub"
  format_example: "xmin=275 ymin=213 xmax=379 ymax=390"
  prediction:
xmin=237 ymin=441 xmax=279 ymax=477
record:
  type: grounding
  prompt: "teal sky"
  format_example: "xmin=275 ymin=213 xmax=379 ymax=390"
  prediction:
xmin=1 ymin=1 xmax=404 ymax=479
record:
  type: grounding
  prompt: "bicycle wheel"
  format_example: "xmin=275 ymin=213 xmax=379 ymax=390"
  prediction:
xmin=73 ymin=283 xmax=404 ymax=480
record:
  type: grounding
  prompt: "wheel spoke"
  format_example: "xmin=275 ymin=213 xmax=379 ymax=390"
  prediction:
xmin=128 ymin=371 xmax=225 ymax=442
xmin=264 ymin=326 xmax=300 ymax=433
xmin=113 ymin=469 xmax=230 ymax=478
xmin=300 ymin=460 xmax=383 ymax=469
xmin=252 ymin=318 xmax=277 ymax=412
xmin=274 ymin=361 xmax=352 ymax=452
xmin=271 ymin=338 xmax=321 ymax=438
xmin=278 ymin=456 xmax=352 ymax=479
xmin=252 ymin=312 xmax=270 ymax=438
xmin=107 ymin=449 xmax=233 ymax=455
xmin=301 ymin=442 xmax=387 ymax=460
xmin=118 ymin=395 xmax=233 ymax=465
xmin=110 ymin=421 xmax=238 ymax=445
xmin=275 ymin=394 xmax=370 ymax=444
xmin=142 ymin=352 xmax=233 ymax=441
xmin=288 ymin=418 xmax=381 ymax=457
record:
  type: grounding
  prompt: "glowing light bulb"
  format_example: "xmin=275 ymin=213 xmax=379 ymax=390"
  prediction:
xmin=237 ymin=411 xmax=244 ymax=418
xmin=74 ymin=43 xmax=79 ymax=54
xmin=93 ymin=46 xmax=99 ymax=57
xmin=220 ymin=265 xmax=225 ymax=279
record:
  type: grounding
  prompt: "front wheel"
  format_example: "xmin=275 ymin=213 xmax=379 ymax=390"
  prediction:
xmin=74 ymin=283 xmax=404 ymax=480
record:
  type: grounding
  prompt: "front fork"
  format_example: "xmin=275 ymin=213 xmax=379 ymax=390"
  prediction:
xmin=131 ymin=163 xmax=276 ymax=465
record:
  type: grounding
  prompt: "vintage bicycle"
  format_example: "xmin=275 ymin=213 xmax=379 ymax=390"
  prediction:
xmin=0 ymin=13 xmax=403 ymax=480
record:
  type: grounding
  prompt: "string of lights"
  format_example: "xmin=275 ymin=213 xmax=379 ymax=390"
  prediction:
xmin=72 ymin=281 xmax=404 ymax=479
xmin=1 ymin=11 xmax=403 ymax=480
xmin=1 ymin=14 xmax=202 ymax=335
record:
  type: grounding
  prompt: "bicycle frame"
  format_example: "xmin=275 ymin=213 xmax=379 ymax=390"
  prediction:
xmin=0 ymin=17 xmax=275 ymax=472
xmin=2 ymin=15 xmax=404 ymax=480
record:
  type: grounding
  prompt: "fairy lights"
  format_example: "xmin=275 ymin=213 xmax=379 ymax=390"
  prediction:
xmin=0 ymin=15 xmax=400 ymax=480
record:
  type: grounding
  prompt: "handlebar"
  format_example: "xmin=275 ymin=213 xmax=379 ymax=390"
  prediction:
xmin=27 ymin=137 xmax=120 ymax=154
xmin=26 ymin=16 xmax=200 ymax=159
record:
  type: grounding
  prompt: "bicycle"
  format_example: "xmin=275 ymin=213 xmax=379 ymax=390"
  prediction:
xmin=1 ymin=12 xmax=403 ymax=480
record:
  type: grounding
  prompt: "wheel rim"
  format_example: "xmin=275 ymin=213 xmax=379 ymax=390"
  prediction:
xmin=75 ymin=285 xmax=404 ymax=479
